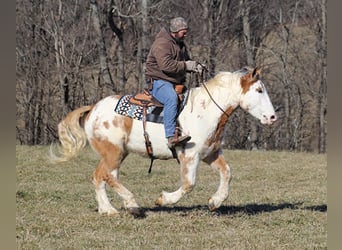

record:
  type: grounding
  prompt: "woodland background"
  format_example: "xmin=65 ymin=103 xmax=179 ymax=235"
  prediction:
xmin=16 ymin=0 xmax=327 ymax=153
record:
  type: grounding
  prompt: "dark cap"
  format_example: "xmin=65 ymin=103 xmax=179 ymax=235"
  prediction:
xmin=170 ymin=17 xmax=188 ymax=32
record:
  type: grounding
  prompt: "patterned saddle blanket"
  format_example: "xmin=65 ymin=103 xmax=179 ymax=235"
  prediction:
xmin=114 ymin=92 xmax=189 ymax=124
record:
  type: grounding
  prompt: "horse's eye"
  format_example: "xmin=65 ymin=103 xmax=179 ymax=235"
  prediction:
xmin=256 ymin=87 xmax=263 ymax=93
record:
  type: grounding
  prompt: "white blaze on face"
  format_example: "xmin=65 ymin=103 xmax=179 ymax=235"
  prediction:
xmin=240 ymin=80 xmax=277 ymax=125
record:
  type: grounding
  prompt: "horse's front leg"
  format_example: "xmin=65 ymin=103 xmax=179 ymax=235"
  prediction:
xmin=155 ymin=153 xmax=199 ymax=206
xmin=203 ymin=150 xmax=232 ymax=211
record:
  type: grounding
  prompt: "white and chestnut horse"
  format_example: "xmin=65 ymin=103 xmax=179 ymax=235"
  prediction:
xmin=52 ymin=67 xmax=277 ymax=217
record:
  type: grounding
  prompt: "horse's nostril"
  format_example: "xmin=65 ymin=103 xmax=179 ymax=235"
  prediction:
xmin=270 ymin=115 xmax=277 ymax=121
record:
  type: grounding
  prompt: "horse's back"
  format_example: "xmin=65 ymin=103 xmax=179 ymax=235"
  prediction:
xmin=88 ymin=95 xmax=121 ymax=121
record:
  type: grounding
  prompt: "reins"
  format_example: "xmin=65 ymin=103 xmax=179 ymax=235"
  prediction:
xmin=198 ymin=63 xmax=231 ymax=119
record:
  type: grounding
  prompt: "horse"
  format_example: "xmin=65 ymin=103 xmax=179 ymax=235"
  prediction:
xmin=51 ymin=66 xmax=277 ymax=217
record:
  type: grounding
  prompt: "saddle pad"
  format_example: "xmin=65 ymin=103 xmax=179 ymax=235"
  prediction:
xmin=114 ymin=92 xmax=188 ymax=123
xmin=114 ymin=95 xmax=155 ymax=121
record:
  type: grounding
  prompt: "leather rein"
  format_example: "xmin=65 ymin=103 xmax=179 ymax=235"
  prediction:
xmin=198 ymin=64 xmax=231 ymax=119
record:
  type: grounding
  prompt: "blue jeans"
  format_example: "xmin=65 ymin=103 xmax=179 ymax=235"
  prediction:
xmin=151 ymin=80 xmax=178 ymax=138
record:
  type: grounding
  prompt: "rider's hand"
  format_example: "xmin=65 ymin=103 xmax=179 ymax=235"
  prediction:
xmin=185 ymin=61 xmax=206 ymax=75
xmin=196 ymin=63 xmax=205 ymax=75
xmin=185 ymin=60 xmax=198 ymax=72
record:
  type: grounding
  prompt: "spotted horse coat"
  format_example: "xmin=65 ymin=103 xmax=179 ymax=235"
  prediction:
xmin=51 ymin=67 xmax=277 ymax=217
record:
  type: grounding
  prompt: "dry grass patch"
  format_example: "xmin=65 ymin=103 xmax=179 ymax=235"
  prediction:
xmin=16 ymin=145 xmax=326 ymax=249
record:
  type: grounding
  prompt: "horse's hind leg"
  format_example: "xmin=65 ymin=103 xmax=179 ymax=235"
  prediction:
xmin=92 ymin=140 xmax=142 ymax=217
xmin=93 ymin=159 xmax=120 ymax=216
xmin=203 ymin=150 xmax=232 ymax=211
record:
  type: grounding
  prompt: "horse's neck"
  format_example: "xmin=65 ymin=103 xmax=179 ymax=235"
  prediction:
xmin=181 ymin=80 xmax=240 ymax=132
xmin=188 ymin=77 xmax=240 ymax=115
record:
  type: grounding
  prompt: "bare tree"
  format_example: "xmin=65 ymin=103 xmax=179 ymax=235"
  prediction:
xmin=139 ymin=0 xmax=149 ymax=91
xmin=16 ymin=0 xmax=327 ymax=152
xmin=17 ymin=0 xmax=100 ymax=144
xmin=16 ymin=0 xmax=52 ymax=144
xmin=239 ymin=0 xmax=259 ymax=150
xmin=318 ymin=0 xmax=327 ymax=153
xmin=90 ymin=0 xmax=115 ymax=97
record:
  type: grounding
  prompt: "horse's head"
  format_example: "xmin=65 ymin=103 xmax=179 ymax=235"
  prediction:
xmin=239 ymin=67 xmax=277 ymax=125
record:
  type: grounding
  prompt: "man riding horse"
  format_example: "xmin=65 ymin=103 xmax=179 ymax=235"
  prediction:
xmin=145 ymin=17 xmax=204 ymax=148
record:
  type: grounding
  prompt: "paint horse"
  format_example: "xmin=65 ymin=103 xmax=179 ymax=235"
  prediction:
xmin=53 ymin=67 xmax=277 ymax=217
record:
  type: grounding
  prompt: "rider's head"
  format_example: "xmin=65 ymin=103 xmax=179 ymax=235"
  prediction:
xmin=169 ymin=17 xmax=188 ymax=41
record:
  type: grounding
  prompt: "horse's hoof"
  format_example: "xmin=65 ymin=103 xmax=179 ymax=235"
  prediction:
xmin=127 ymin=207 xmax=145 ymax=218
xmin=155 ymin=195 xmax=163 ymax=206
xmin=208 ymin=199 xmax=218 ymax=212
xmin=98 ymin=208 xmax=120 ymax=216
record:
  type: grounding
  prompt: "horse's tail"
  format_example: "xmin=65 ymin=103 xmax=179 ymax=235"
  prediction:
xmin=50 ymin=105 xmax=93 ymax=163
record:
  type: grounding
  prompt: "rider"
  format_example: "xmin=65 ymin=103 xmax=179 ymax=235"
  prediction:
xmin=145 ymin=17 xmax=203 ymax=148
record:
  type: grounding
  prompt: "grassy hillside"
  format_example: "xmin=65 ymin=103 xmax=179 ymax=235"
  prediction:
xmin=16 ymin=146 xmax=327 ymax=249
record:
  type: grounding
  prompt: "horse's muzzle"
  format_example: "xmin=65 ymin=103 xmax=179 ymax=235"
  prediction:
xmin=262 ymin=114 xmax=277 ymax=125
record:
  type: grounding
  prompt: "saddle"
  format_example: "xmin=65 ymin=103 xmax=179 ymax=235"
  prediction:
xmin=129 ymin=85 xmax=185 ymax=107
xmin=129 ymin=89 xmax=163 ymax=107
xmin=128 ymin=85 xmax=186 ymax=173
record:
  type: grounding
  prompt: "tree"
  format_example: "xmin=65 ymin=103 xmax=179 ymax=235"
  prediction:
xmin=90 ymin=0 xmax=115 ymax=97
xmin=318 ymin=0 xmax=327 ymax=153
xmin=16 ymin=0 xmax=327 ymax=152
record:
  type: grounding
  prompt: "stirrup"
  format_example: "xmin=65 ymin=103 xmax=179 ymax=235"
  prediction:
xmin=167 ymin=135 xmax=191 ymax=148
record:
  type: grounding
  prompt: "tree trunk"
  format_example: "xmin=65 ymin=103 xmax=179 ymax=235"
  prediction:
xmin=319 ymin=0 xmax=327 ymax=153
xmin=140 ymin=0 xmax=148 ymax=91
xmin=90 ymin=0 xmax=114 ymax=96
xmin=208 ymin=2 xmax=217 ymax=78
xmin=109 ymin=0 xmax=125 ymax=94
xmin=51 ymin=0 xmax=68 ymax=116
xmin=279 ymin=5 xmax=292 ymax=150
xmin=240 ymin=0 xmax=258 ymax=150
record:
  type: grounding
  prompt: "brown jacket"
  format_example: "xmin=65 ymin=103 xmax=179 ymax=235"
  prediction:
xmin=145 ymin=28 xmax=190 ymax=84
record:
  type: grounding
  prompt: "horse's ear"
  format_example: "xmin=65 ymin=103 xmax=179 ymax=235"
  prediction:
xmin=252 ymin=66 xmax=262 ymax=80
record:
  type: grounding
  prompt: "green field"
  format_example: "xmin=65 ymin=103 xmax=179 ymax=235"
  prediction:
xmin=16 ymin=145 xmax=327 ymax=249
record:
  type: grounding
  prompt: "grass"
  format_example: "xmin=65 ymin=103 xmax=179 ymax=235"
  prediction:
xmin=16 ymin=145 xmax=327 ymax=249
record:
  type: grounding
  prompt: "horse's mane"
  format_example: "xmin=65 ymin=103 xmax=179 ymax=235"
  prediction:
xmin=188 ymin=67 xmax=249 ymax=109
xmin=233 ymin=66 xmax=254 ymax=77
xmin=203 ymin=67 xmax=250 ymax=90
